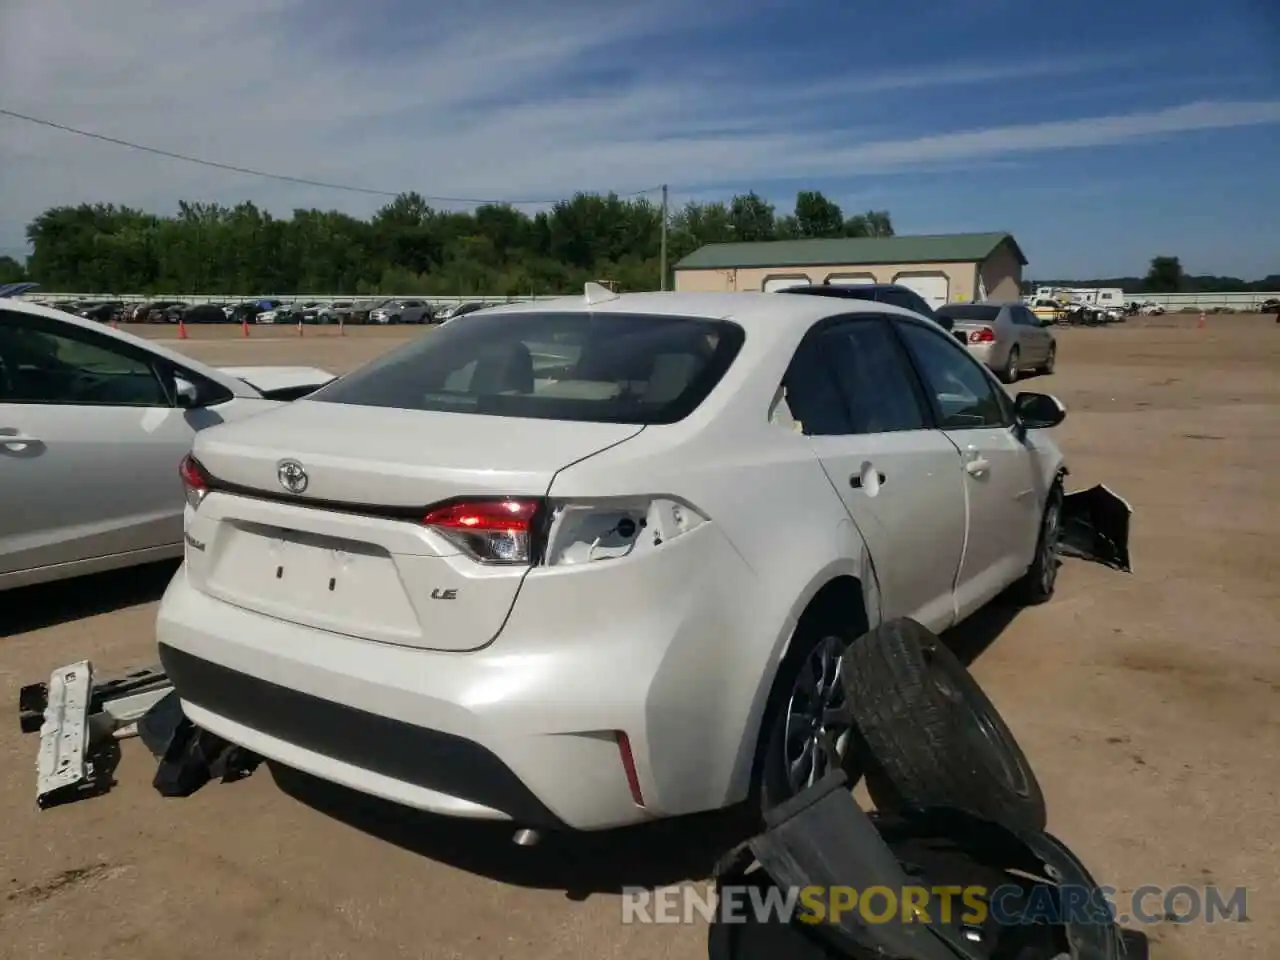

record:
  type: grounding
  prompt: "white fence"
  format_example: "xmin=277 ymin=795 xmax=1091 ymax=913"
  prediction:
xmin=1123 ymin=292 xmax=1278 ymax=311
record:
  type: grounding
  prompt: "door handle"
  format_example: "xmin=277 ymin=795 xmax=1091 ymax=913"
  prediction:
xmin=0 ymin=429 xmax=43 ymax=451
xmin=850 ymin=471 xmax=886 ymax=490
xmin=964 ymin=457 xmax=990 ymax=476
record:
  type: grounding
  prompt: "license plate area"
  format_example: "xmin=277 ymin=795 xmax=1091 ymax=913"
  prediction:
xmin=206 ymin=522 xmax=420 ymax=641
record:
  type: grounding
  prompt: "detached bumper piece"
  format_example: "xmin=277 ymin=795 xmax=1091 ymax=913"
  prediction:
xmin=1060 ymin=484 xmax=1133 ymax=573
xmin=20 ymin=662 xmax=175 ymax=808
xmin=18 ymin=661 xmax=259 ymax=808
xmin=709 ymin=772 xmax=1149 ymax=960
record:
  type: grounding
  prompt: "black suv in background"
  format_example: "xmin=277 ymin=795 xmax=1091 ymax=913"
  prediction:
xmin=777 ymin=283 xmax=954 ymax=332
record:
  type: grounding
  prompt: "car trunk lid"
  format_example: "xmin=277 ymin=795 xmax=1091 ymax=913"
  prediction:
xmin=185 ymin=400 xmax=643 ymax=651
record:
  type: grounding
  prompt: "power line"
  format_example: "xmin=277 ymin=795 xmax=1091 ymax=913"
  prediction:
xmin=0 ymin=107 xmax=662 ymax=207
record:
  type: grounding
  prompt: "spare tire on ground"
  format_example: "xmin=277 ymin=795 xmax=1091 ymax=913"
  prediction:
xmin=841 ymin=618 xmax=1046 ymax=832
xmin=707 ymin=771 xmax=1149 ymax=960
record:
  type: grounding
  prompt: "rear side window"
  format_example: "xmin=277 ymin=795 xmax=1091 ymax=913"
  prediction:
xmin=783 ymin=319 xmax=927 ymax=435
xmin=311 ymin=311 xmax=744 ymax=425
xmin=825 ymin=320 xmax=928 ymax=433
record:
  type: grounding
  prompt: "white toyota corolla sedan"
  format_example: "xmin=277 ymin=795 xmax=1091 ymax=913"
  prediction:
xmin=156 ymin=285 xmax=1069 ymax=834
xmin=0 ymin=297 xmax=333 ymax=591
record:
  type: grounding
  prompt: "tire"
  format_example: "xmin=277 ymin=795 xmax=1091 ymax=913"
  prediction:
xmin=841 ymin=618 xmax=1047 ymax=832
xmin=753 ymin=612 xmax=864 ymax=816
xmin=1039 ymin=342 xmax=1056 ymax=375
xmin=999 ymin=345 xmax=1020 ymax=383
xmin=1010 ymin=482 xmax=1063 ymax=606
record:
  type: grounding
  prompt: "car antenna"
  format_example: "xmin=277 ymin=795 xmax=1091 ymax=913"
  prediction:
xmin=584 ymin=281 xmax=620 ymax=305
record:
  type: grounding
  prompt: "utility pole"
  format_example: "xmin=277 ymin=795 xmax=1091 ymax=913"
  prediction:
xmin=659 ymin=184 xmax=668 ymax=291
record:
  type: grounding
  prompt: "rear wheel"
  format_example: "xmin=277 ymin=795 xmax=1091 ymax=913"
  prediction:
xmin=842 ymin=619 xmax=1047 ymax=832
xmin=753 ymin=615 xmax=862 ymax=815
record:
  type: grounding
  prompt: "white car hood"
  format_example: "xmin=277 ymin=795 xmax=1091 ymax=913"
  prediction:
xmin=217 ymin=366 xmax=336 ymax=393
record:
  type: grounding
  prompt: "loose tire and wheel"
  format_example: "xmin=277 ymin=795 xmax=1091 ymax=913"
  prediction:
xmin=753 ymin=615 xmax=862 ymax=816
xmin=999 ymin=345 xmax=1020 ymax=384
xmin=1010 ymin=482 xmax=1064 ymax=606
xmin=842 ymin=618 xmax=1047 ymax=832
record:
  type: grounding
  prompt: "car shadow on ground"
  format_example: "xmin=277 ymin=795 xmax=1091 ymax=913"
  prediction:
xmin=269 ymin=601 xmax=1024 ymax=896
xmin=941 ymin=598 xmax=1023 ymax=666
xmin=0 ymin=559 xmax=179 ymax=638
xmin=268 ymin=763 xmax=757 ymax=898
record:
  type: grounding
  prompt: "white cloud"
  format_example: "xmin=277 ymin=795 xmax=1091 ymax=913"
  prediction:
xmin=1 ymin=0 xmax=1278 ymax=252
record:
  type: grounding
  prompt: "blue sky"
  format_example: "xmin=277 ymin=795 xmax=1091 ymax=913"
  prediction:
xmin=0 ymin=0 xmax=1277 ymax=279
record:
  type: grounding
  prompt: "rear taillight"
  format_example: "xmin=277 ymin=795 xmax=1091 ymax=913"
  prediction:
xmin=423 ymin=498 xmax=543 ymax=565
xmin=969 ymin=327 xmax=995 ymax=344
xmin=179 ymin=454 xmax=210 ymax=509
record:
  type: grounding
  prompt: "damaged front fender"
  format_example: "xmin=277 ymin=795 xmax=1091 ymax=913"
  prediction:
xmin=1059 ymin=484 xmax=1133 ymax=573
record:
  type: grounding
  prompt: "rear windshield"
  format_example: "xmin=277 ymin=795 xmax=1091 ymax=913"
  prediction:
xmin=935 ymin=304 xmax=1000 ymax=322
xmin=310 ymin=310 xmax=745 ymax=424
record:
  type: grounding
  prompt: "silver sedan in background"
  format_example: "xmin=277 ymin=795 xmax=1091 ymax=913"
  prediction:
xmin=935 ymin=302 xmax=1056 ymax=383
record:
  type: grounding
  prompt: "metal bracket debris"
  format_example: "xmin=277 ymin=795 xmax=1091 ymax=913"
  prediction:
xmin=19 ymin=662 xmax=174 ymax=808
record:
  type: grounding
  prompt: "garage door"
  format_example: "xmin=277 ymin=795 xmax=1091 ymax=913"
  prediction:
xmin=824 ymin=274 xmax=876 ymax=286
xmin=892 ymin=273 xmax=950 ymax=310
xmin=762 ymin=275 xmax=810 ymax=292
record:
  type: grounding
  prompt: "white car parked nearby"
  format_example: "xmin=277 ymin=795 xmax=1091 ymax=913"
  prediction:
xmin=156 ymin=285 xmax=1070 ymax=835
xmin=0 ymin=298 xmax=334 ymax=591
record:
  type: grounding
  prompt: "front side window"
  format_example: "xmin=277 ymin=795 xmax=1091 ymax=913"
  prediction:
xmin=0 ymin=312 xmax=170 ymax=406
xmin=895 ymin=321 xmax=1008 ymax=429
xmin=312 ymin=311 xmax=744 ymax=425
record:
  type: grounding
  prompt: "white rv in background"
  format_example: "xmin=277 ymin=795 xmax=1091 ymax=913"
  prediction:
xmin=1032 ymin=286 xmax=1125 ymax=308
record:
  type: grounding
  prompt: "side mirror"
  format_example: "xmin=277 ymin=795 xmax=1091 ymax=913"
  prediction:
xmin=1014 ymin=392 xmax=1066 ymax=429
xmin=174 ymin=375 xmax=200 ymax=409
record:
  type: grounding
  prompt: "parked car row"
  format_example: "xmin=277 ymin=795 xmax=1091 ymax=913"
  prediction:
xmin=22 ymin=297 xmax=498 ymax=327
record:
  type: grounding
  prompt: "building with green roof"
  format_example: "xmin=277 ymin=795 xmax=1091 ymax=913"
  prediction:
xmin=672 ymin=232 xmax=1027 ymax=307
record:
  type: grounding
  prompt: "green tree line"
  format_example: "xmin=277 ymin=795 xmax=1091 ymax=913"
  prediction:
xmin=3 ymin=190 xmax=893 ymax=296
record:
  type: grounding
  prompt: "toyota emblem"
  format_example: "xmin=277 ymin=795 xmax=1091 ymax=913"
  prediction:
xmin=277 ymin=459 xmax=309 ymax=494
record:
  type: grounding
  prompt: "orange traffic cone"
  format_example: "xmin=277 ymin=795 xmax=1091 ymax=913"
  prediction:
xmin=241 ymin=316 xmax=250 ymax=338
xmin=297 ymin=318 xmax=304 ymax=337
xmin=178 ymin=316 xmax=189 ymax=340
xmin=1197 ymin=311 xmax=1206 ymax=329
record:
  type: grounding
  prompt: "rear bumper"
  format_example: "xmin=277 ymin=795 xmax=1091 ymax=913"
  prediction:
xmin=158 ymin=643 xmax=565 ymax=827
xmin=155 ymin=530 xmax=756 ymax=829
xmin=966 ymin=342 xmax=1001 ymax=368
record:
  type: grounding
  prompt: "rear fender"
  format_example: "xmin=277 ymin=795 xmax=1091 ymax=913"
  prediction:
xmin=727 ymin=525 xmax=881 ymax=801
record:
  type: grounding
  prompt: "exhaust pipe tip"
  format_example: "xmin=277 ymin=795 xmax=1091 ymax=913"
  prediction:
xmin=512 ymin=828 xmax=542 ymax=847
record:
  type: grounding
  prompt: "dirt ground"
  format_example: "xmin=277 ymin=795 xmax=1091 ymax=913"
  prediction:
xmin=1 ymin=314 xmax=1276 ymax=959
